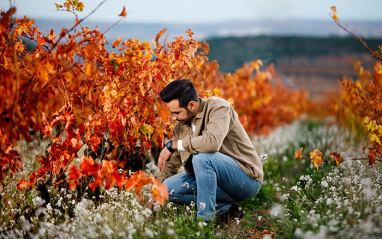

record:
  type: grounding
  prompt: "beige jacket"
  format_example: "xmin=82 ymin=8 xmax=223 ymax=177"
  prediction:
xmin=156 ymin=97 xmax=263 ymax=184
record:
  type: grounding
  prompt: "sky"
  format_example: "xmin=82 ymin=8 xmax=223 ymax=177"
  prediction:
xmin=2 ymin=0 xmax=382 ymax=24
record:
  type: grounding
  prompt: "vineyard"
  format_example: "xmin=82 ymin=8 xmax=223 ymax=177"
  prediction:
xmin=1 ymin=2 xmax=381 ymax=239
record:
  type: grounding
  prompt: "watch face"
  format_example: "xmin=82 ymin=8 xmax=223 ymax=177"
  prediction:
xmin=166 ymin=141 xmax=174 ymax=152
xmin=166 ymin=141 xmax=172 ymax=148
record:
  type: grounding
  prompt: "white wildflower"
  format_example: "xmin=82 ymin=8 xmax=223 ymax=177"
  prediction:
xmin=291 ymin=186 xmax=299 ymax=192
xmin=270 ymin=203 xmax=285 ymax=217
xmin=144 ymin=228 xmax=154 ymax=238
xmin=94 ymin=213 xmax=103 ymax=223
xmin=167 ymin=229 xmax=175 ymax=235
xmin=321 ymin=180 xmax=328 ymax=188
xmin=135 ymin=214 xmax=144 ymax=223
xmin=32 ymin=197 xmax=45 ymax=207
xmin=199 ymin=202 xmax=206 ymax=210
xmin=198 ymin=221 xmax=207 ymax=228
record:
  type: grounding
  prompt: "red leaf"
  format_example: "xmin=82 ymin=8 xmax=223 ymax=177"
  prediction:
xmin=68 ymin=165 xmax=82 ymax=190
xmin=104 ymin=174 xmax=116 ymax=190
xmin=119 ymin=6 xmax=127 ymax=17
xmin=89 ymin=182 xmax=98 ymax=192
xmin=80 ymin=156 xmax=97 ymax=176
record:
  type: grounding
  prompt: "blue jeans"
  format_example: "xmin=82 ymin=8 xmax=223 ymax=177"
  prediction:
xmin=163 ymin=152 xmax=261 ymax=221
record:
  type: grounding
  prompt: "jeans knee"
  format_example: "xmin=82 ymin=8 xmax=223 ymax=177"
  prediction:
xmin=192 ymin=153 xmax=211 ymax=167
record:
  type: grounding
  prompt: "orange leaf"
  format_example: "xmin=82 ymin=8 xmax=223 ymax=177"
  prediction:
xmin=119 ymin=6 xmax=127 ymax=17
xmin=17 ymin=179 xmax=30 ymax=191
xmin=329 ymin=152 xmax=343 ymax=168
xmin=112 ymin=37 xmax=122 ymax=48
xmin=155 ymin=28 xmax=167 ymax=46
xmin=101 ymin=160 xmax=115 ymax=176
xmin=151 ymin=182 xmax=168 ymax=205
xmin=186 ymin=28 xmax=194 ymax=38
xmin=294 ymin=147 xmax=303 ymax=159
xmin=125 ymin=174 xmax=139 ymax=192
xmin=309 ymin=149 xmax=323 ymax=170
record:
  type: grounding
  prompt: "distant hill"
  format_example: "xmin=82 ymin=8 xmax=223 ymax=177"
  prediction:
xmin=205 ymin=36 xmax=382 ymax=98
xmin=206 ymin=35 xmax=381 ymax=72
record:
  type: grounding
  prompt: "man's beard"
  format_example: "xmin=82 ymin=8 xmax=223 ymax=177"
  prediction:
xmin=179 ymin=108 xmax=193 ymax=126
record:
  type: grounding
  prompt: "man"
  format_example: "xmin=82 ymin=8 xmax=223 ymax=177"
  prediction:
xmin=157 ymin=79 xmax=263 ymax=223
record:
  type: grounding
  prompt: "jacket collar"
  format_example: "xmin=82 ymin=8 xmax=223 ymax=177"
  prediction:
xmin=194 ymin=97 xmax=206 ymax=119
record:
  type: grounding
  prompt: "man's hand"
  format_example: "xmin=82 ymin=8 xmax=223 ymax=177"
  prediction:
xmin=158 ymin=147 xmax=173 ymax=171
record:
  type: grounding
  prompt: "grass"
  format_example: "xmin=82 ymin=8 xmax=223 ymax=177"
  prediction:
xmin=1 ymin=119 xmax=381 ymax=238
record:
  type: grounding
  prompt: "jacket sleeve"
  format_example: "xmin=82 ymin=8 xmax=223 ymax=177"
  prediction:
xmin=182 ymin=105 xmax=232 ymax=154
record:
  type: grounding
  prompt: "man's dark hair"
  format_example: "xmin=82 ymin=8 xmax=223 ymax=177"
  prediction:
xmin=160 ymin=79 xmax=199 ymax=108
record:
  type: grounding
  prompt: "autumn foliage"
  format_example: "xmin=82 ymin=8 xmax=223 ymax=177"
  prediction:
xmin=294 ymin=7 xmax=382 ymax=169
xmin=1 ymin=1 xmax=310 ymax=215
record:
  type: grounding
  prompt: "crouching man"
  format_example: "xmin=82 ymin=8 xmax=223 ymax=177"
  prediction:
xmin=156 ymin=79 xmax=263 ymax=223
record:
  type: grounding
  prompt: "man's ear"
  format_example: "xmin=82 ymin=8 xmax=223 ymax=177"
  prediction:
xmin=188 ymin=101 xmax=196 ymax=111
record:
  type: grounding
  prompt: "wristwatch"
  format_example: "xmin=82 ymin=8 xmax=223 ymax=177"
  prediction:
xmin=165 ymin=141 xmax=176 ymax=153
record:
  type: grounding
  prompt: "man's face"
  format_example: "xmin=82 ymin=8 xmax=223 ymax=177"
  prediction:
xmin=167 ymin=99 xmax=194 ymax=125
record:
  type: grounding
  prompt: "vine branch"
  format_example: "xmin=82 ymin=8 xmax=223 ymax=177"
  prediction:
xmin=333 ymin=19 xmax=382 ymax=62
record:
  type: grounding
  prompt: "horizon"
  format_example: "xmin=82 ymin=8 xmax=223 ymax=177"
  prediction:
xmin=2 ymin=0 xmax=382 ymax=24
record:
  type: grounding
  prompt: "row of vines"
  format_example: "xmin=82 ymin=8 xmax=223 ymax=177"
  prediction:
xmin=0 ymin=1 xmax=310 ymax=221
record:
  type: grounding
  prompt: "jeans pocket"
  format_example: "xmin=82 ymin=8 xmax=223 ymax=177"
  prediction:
xmin=236 ymin=179 xmax=261 ymax=201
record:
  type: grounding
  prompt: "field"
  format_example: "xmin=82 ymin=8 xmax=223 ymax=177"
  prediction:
xmin=1 ymin=120 xmax=381 ymax=238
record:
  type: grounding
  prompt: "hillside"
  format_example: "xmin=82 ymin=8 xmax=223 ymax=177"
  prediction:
xmin=206 ymin=36 xmax=381 ymax=98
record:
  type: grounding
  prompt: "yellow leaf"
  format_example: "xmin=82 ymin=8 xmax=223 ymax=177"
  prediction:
xmin=251 ymin=59 xmax=263 ymax=71
xmin=228 ymin=98 xmax=234 ymax=106
xmin=204 ymin=90 xmax=213 ymax=98
xmin=356 ymin=80 xmax=362 ymax=89
xmin=365 ymin=119 xmax=376 ymax=132
xmin=331 ymin=6 xmax=339 ymax=21
xmin=364 ymin=116 xmax=370 ymax=125
xmin=370 ymin=133 xmax=381 ymax=145
xmin=332 ymin=13 xmax=339 ymax=21
xmin=141 ymin=124 xmax=154 ymax=140
xmin=213 ymin=87 xmax=221 ymax=97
